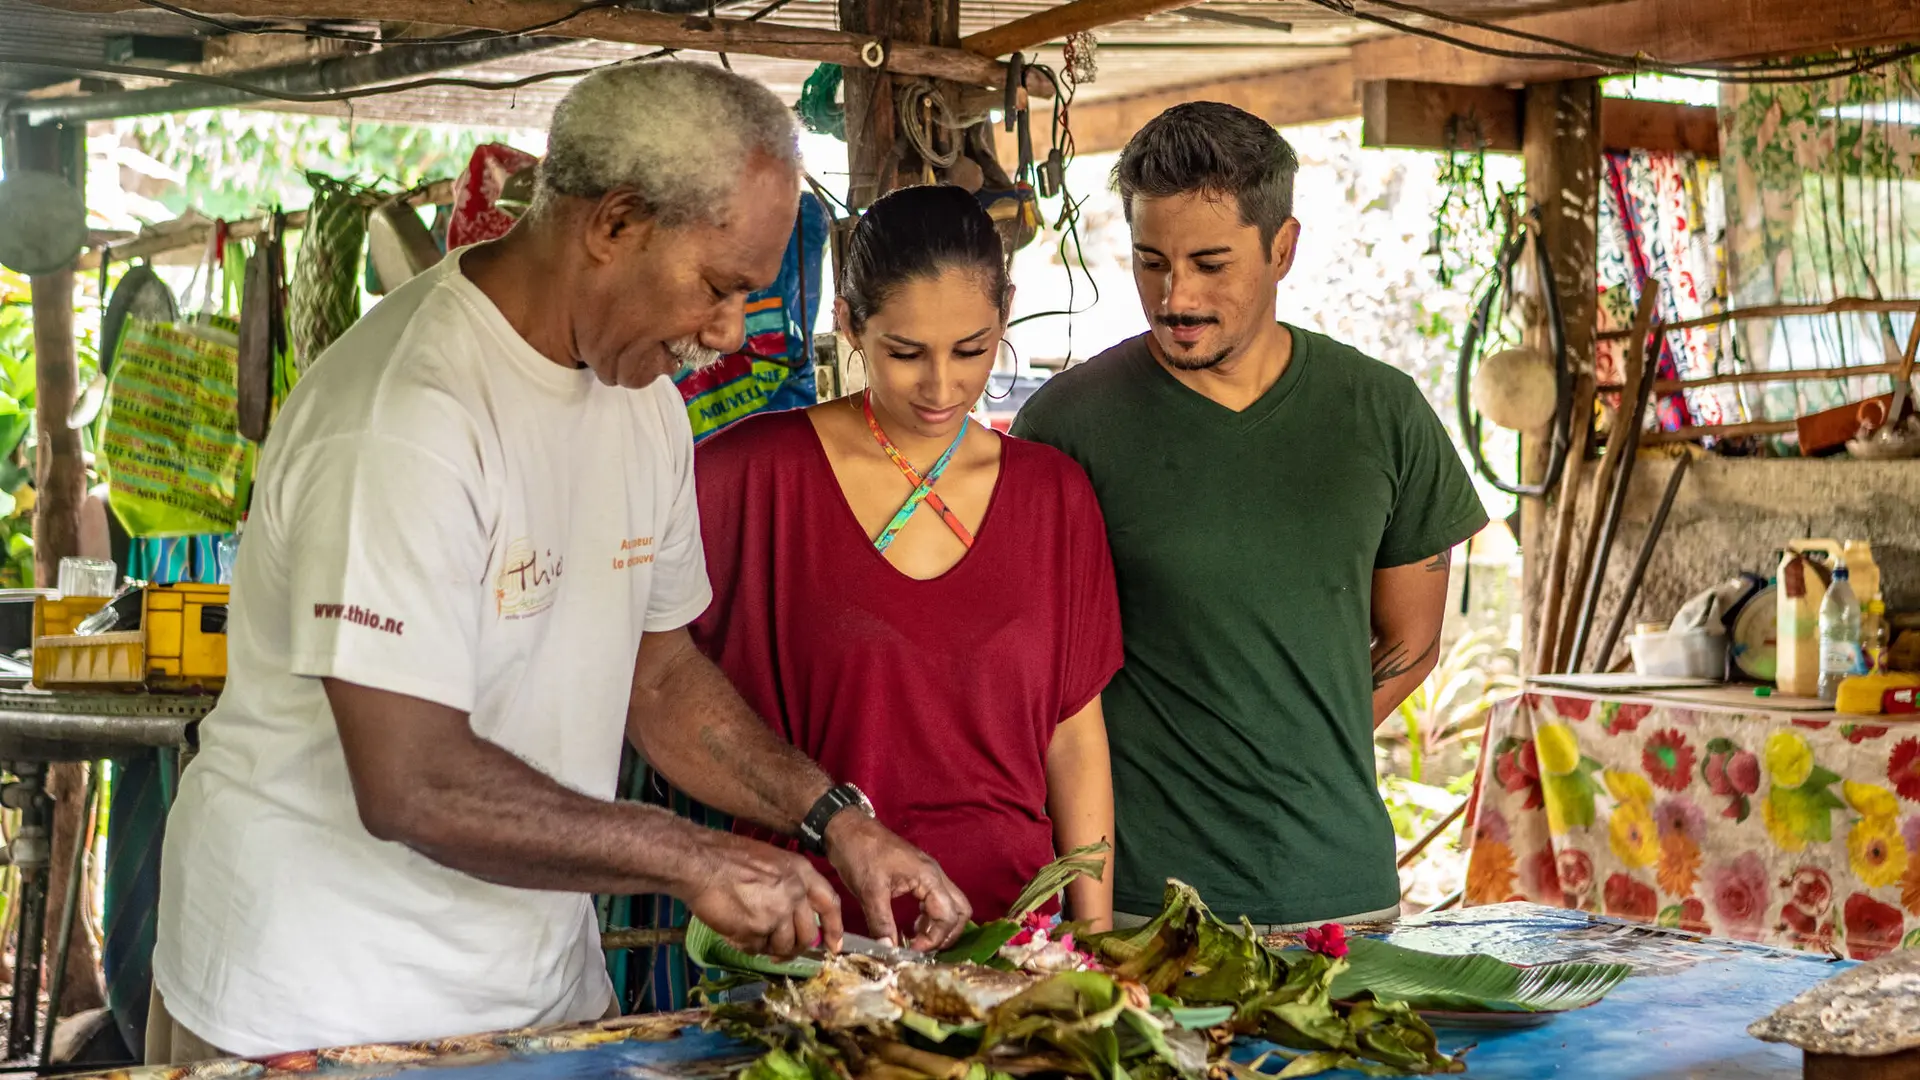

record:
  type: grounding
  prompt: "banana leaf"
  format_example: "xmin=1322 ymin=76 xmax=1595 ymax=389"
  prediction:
xmin=1007 ymin=840 xmax=1111 ymax=920
xmin=1326 ymin=938 xmax=1630 ymax=1014
xmin=936 ymin=921 xmax=1022 ymax=966
xmin=684 ymin=916 xmax=822 ymax=980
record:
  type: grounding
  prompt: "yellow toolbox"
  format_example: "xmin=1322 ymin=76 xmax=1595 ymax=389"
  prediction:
xmin=32 ymin=583 xmax=229 ymax=692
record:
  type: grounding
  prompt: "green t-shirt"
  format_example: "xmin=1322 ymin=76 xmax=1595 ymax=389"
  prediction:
xmin=1011 ymin=327 xmax=1487 ymax=924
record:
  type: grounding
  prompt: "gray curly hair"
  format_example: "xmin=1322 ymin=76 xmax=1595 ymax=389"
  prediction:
xmin=537 ymin=61 xmax=801 ymax=227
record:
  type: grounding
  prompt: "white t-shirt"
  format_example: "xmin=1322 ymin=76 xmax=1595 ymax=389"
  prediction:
xmin=153 ymin=252 xmax=711 ymax=1055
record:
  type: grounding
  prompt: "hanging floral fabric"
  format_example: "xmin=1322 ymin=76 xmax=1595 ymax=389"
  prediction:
xmin=1595 ymin=149 xmax=1732 ymax=431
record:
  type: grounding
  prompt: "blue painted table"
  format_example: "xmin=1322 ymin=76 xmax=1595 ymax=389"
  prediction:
xmin=107 ymin=903 xmax=1842 ymax=1080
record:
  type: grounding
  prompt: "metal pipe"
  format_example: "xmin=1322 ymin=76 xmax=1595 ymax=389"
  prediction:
xmin=1567 ymin=330 xmax=1662 ymax=672
xmin=40 ymin=761 xmax=98 ymax=1068
xmin=7 ymin=763 xmax=51 ymax=1061
xmin=1593 ymin=454 xmax=1693 ymax=674
xmin=13 ymin=36 xmax=565 ymax=125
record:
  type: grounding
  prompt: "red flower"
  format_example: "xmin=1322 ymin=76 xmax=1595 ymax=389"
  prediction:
xmin=1495 ymin=740 xmax=1543 ymax=810
xmin=1605 ymin=703 xmax=1651 ymax=735
xmin=1844 ymin=725 xmax=1890 ymax=744
xmin=1677 ymin=898 xmax=1710 ymax=934
xmin=1520 ymin=849 xmax=1561 ymax=898
xmin=1783 ymin=867 xmax=1834 ymax=917
xmin=1554 ymin=697 xmax=1594 ymax=721
xmin=1558 ymin=850 xmax=1595 ymax=906
xmin=1891 ymin=739 xmax=1920 ymax=803
xmin=1844 ymin=893 xmax=1906 ymax=961
xmin=1643 ymin=730 xmax=1698 ymax=792
xmin=1301 ymin=923 xmax=1349 ymax=959
xmin=1604 ymin=873 xmax=1659 ymax=922
xmin=1708 ymin=852 xmax=1770 ymax=940
xmin=1777 ymin=905 xmax=1835 ymax=954
xmin=1792 ymin=719 xmax=1832 ymax=731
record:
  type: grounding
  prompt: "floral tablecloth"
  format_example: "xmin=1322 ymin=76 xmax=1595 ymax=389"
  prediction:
xmin=1465 ymin=689 xmax=1920 ymax=958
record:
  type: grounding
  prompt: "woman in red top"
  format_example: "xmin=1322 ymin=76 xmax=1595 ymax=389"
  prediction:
xmin=692 ymin=185 xmax=1122 ymax=942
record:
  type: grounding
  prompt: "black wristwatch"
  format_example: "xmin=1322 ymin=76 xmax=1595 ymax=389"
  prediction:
xmin=799 ymin=783 xmax=874 ymax=855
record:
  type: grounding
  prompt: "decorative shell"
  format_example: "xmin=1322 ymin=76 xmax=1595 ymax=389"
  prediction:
xmin=1749 ymin=949 xmax=1920 ymax=1056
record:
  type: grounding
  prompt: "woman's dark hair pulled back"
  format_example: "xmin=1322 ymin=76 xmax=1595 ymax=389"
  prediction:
xmin=839 ymin=185 xmax=1011 ymax=333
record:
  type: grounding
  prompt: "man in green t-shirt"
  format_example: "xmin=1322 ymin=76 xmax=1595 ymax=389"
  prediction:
xmin=1011 ymin=102 xmax=1487 ymax=930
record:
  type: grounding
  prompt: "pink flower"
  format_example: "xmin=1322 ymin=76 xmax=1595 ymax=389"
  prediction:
xmin=1007 ymin=928 xmax=1036 ymax=947
xmin=1301 ymin=923 xmax=1349 ymax=959
xmin=1475 ymin=808 xmax=1511 ymax=846
xmin=1707 ymin=852 xmax=1771 ymax=940
xmin=1655 ymin=797 xmax=1707 ymax=845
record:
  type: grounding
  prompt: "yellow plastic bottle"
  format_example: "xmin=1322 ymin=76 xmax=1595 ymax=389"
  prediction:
xmin=1777 ymin=540 xmax=1839 ymax=697
xmin=1836 ymin=671 xmax=1920 ymax=715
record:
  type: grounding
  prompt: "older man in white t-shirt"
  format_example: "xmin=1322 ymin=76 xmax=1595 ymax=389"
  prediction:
xmin=148 ymin=63 xmax=970 ymax=1062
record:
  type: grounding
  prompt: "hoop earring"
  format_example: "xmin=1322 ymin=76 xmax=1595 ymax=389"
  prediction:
xmin=847 ymin=347 xmax=869 ymax=399
xmin=984 ymin=339 xmax=1019 ymax=401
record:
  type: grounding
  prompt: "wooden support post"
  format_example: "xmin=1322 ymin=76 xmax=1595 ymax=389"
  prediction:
xmin=5 ymin=116 xmax=107 ymax=1023
xmin=839 ymin=0 xmax=958 ymax=208
xmin=1520 ymin=80 xmax=1600 ymax=673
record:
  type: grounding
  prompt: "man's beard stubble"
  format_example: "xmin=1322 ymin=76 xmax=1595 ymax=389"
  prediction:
xmin=1156 ymin=314 xmax=1231 ymax=372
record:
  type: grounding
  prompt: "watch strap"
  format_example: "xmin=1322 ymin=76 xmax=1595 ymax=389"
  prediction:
xmin=800 ymin=783 xmax=870 ymax=855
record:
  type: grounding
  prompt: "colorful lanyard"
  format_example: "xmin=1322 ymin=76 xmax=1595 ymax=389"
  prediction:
xmin=863 ymin=392 xmax=976 ymax=553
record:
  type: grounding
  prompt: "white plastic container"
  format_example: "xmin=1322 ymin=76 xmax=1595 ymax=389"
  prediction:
xmin=1629 ymin=628 xmax=1728 ymax=680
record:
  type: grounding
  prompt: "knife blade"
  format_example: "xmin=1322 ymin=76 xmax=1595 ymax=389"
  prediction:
xmin=830 ymin=932 xmax=931 ymax=964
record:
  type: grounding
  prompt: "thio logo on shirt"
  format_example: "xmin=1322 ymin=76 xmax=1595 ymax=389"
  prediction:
xmin=313 ymin=603 xmax=404 ymax=636
xmin=496 ymin=538 xmax=562 ymax=620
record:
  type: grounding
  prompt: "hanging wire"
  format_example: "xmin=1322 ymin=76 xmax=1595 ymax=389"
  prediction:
xmin=0 ymin=48 xmax=678 ymax=108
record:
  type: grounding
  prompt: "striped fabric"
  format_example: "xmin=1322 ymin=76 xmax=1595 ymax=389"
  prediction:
xmin=102 ymin=536 xmax=228 ymax=1052
xmin=618 ymin=759 xmax=732 ymax=1013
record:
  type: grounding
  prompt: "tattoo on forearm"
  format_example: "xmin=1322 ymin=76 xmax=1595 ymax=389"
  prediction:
xmin=1371 ymin=629 xmax=1442 ymax=690
xmin=1424 ymin=550 xmax=1451 ymax=573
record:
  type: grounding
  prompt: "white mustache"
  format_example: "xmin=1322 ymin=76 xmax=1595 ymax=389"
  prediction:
xmin=668 ymin=338 xmax=723 ymax=372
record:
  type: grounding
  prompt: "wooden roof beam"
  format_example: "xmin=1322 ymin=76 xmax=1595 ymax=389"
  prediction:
xmin=1065 ymin=0 xmax=1920 ymax=152
xmin=961 ymin=0 xmax=1201 ymax=59
xmin=1065 ymin=60 xmax=1358 ymax=155
xmin=1362 ymin=82 xmax=1720 ymax=157
xmin=1348 ymin=0 xmax=1920 ymax=87
xmin=20 ymin=0 xmax=1049 ymax=94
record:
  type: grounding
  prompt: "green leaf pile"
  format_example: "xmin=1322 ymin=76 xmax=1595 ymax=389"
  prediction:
xmin=698 ymin=874 xmax=1629 ymax=1080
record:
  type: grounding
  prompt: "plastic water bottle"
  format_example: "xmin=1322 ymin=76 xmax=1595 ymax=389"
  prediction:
xmin=1819 ymin=565 xmax=1866 ymax=701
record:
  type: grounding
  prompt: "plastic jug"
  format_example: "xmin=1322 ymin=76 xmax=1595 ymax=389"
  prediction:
xmin=1777 ymin=540 xmax=1839 ymax=696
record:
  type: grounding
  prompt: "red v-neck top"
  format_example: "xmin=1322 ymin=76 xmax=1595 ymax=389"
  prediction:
xmin=690 ymin=408 xmax=1124 ymax=932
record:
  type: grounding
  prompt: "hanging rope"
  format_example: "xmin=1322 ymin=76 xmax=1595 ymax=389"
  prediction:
xmin=896 ymin=78 xmax=959 ymax=169
xmin=796 ymin=63 xmax=845 ymax=140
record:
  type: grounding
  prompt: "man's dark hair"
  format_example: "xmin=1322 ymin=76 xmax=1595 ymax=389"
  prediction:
xmin=1111 ymin=101 xmax=1299 ymax=251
